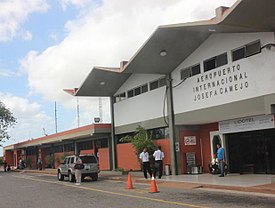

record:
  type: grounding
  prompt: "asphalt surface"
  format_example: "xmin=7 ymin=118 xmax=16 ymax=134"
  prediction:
xmin=0 ymin=172 xmax=274 ymax=208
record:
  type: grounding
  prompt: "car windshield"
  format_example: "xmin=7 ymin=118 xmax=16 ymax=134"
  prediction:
xmin=80 ymin=156 xmax=97 ymax=163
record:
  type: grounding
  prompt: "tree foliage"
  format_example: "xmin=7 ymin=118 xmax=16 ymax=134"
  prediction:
xmin=120 ymin=126 xmax=156 ymax=159
xmin=0 ymin=101 xmax=17 ymax=142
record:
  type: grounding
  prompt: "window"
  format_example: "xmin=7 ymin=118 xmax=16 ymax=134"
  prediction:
xmin=181 ymin=63 xmax=201 ymax=80
xmin=114 ymin=92 xmax=126 ymax=103
xmin=141 ymin=84 xmax=148 ymax=93
xmin=246 ymin=40 xmax=261 ymax=57
xmin=96 ymin=138 xmax=108 ymax=148
xmin=127 ymin=90 xmax=134 ymax=98
xmin=204 ymin=53 xmax=228 ymax=72
xmin=70 ymin=157 xmax=74 ymax=164
xmin=159 ymin=78 xmax=166 ymax=87
xmin=191 ymin=64 xmax=201 ymax=76
xmin=232 ymin=47 xmax=245 ymax=61
xmin=26 ymin=149 xmax=36 ymax=156
xmin=54 ymin=145 xmax=63 ymax=153
xmin=134 ymin=87 xmax=141 ymax=96
xmin=150 ymin=77 xmax=166 ymax=91
xmin=64 ymin=143 xmax=74 ymax=152
xmin=232 ymin=40 xmax=261 ymax=62
xmin=149 ymin=127 xmax=169 ymax=140
xmin=181 ymin=68 xmax=191 ymax=80
xmin=150 ymin=80 xmax=158 ymax=90
xmin=78 ymin=141 xmax=93 ymax=150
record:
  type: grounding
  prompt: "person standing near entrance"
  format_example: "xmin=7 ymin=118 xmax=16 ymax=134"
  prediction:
xmin=217 ymin=143 xmax=225 ymax=177
xmin=139 ymin=148 xmax=152 ymax=179
xmin=153 ymin=146 xmax=164 ymax=179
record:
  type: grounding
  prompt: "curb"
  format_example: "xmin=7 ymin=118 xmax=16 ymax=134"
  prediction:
xmin=14 ymin=169 xmax=275 ymax=195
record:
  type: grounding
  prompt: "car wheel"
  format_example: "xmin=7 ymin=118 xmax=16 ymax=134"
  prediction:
xmin=68 ymin=171 xmax=75 ymax=182
xmin=57 ymin=171 xmax=64 ymax=181
xmin=92 ymin=173 xmax=98 ymax=181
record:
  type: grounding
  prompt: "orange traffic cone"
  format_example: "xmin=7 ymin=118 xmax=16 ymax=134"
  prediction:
xmin=149 ymin=174 xmax=159 ymax=193
xmin=127 ymin=172 xmax=133 ymax=189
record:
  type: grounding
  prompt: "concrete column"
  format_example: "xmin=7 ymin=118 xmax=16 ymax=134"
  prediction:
xmin=74 ymin=141 xmax=78 ymax=155
xmin=110 ymin=97 xmax=117 ymax=170
xmin=166 ymin=73 xmax=178 ymax=175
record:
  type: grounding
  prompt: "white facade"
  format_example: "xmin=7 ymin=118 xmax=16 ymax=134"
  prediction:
xmin=114 ymin=73 xmax=166 ymax=127
xmin=114 ymin=32 xmax=275 ymax=129
xmin=173 ymin=32 xmax=275 ymax=114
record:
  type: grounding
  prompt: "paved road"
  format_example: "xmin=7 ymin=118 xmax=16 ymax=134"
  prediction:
xmin=0 ymin=172 xmax=274 ymax=208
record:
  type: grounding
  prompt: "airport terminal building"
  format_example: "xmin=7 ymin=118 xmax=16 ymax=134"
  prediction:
xmin=4 ymin=0 xmax=275 ymax=175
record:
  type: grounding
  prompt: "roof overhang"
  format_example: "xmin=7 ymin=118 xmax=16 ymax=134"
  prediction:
xmin=75 ymin=67 xmax=131 ymax=97
xmin=71 ymin=0 xmax=275 ymax=97
xmin=122 ymin=0 xmax=275 ymax=74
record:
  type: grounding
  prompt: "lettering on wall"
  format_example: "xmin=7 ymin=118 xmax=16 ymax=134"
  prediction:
xmin=193 ymin=64 xmax=249 ymax=101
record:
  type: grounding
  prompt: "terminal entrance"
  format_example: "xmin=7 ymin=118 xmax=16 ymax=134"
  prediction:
xmin=227 ymin=129 xmax=275 ymax=174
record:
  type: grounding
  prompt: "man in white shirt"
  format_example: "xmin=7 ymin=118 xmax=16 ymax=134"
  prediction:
xmin=139 ymin=148 xmax=152 ymax=179
xmin=153 ymin=146 xmax=164 ymax=179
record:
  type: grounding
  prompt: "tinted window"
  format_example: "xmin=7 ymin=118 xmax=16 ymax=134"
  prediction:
xmin=191 ymin=64 xmax=200 ymax=76
xmin=232 ymin=47 xmax=245 ymax=61
xmin=127 ymin=90 xmax=134 ymax=98
xmin=134 ymin=87 xmax=141 ymax=96
xmin=120 ymin=92 xmax=126 ymax=100
xmin=150 ymin=80 xmax=158 ymax=90
xmin=80 ymin=156 xmax=97 ymax=163
xmin=181 ymin=68 xmax=191 ymax=80
xmin=204 ymin=57 xmax=216 ymax=72
xmin=70 ymin=157 xmax=74 ymax=164
xmin=216 ymin=53 xmax=228 ymax=67
xmin=246 ymin=41 xmax=261 ymax=57
xmin=141 ymin=84 xmax=148 ymax=93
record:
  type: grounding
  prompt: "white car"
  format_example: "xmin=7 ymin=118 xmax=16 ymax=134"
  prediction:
xmin=57 ymin=154 xmax=100 ymax=182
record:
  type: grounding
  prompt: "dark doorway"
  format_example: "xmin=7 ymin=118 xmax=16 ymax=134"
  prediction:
xmin=227 ymin=129 xmax=275 ymax=174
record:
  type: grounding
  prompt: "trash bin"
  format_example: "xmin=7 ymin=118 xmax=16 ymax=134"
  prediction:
xmin=165 ymin=164 xmax=170 ymax=175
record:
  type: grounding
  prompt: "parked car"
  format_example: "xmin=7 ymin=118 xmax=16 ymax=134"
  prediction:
xmin=57 ymin=154 xmax=99 ymax=182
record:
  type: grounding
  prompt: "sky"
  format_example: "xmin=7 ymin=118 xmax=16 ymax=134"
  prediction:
xmin=0 ymin=0 xmax=237 ymax=155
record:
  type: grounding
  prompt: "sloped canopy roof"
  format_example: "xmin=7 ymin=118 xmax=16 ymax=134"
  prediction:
xmin=74 ymin=0 xmax=275 ymax=96
xmin=75 ymin=67 xmax=130 ymax=97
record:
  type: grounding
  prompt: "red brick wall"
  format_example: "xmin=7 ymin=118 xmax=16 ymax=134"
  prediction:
xmin=179 ymin=123 xmax=218 ymax=174
xmin=98 ymin=148 xmax=109 ymax=170
xmin=4 ymin=151 xmax=13 ymax=166
xmin=179 ymin=131 xmax=202 ymax=174
xmin=117 ymin=143 xmax=140 ymax=171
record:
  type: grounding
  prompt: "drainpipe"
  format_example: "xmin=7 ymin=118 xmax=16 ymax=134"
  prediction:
xmin=166 ymin=73 xmax=178 ymax=175
xmin=110 ymin=96 xmax=117 ymax=170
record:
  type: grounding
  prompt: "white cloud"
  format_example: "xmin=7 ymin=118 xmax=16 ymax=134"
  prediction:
xmin=0 ymin=93 xmax=54 ymax=147
xmin=20 ymin=30 xmax=33 ymax=40
xmin=20 ymin=0 xmax=236 ymax=123
xmin=0 ymin=69 xmax=20 ymax=77
xmin=0 ymin=0 xmax=49 ymax=42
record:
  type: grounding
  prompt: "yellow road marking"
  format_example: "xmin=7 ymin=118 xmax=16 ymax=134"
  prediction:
xmin=13 ymin=175 xmax=208 ymax=208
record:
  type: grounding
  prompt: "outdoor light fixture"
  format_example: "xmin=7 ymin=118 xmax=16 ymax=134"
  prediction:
xmin=159 ymin=50 xmax=167 ymax=57
xmin=100 ymin=81 xmax=105 ymax=86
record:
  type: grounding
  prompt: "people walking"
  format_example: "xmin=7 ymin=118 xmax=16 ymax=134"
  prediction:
xmin=37 ymin=158 xmax=42 ymax=170
xmin=74 ymin=155 xmax=83 ymax=185
xmin=3 ymin=160 xmax=7 ymax=172
xmin=139 ymin=148 xmax=152 ymax=179
xmin=153 ymin=146 xmax=164 ymax=179
xmin=217 ymin=143 xmax=225 ymax=177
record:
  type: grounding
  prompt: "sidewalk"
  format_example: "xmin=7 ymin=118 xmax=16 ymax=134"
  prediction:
xmin=12 ymin=168 xmax=275 ymax=195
